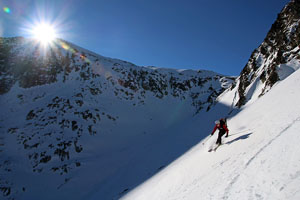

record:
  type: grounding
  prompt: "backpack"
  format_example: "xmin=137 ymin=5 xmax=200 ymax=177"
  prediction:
xmin=218 ymin=118 xmax=227 ymax=130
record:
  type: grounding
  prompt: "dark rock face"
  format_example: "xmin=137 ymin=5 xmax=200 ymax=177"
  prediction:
xmin=235 ymin=0 xmax=300 ymax=107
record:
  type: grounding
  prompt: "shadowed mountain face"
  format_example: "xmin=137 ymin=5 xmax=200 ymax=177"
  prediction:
xmin=0 ymin=37 xmax=233 ymax=109
xmin=0 ymin=37 xmax=234 ymax=199
xmin=1 ymin=1 xmax=299 ymax=198
xmin=232 ymin=0 xmax=300 ymax=107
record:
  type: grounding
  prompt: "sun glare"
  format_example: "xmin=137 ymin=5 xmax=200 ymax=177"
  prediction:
xmin=32 ymin=23 xmax=57 ymax=45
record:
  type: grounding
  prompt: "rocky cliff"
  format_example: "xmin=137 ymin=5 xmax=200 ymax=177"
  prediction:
xmin=233 ymin=0 xmax=300 ymax=107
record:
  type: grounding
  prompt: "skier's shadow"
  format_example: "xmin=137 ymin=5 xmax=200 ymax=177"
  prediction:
xmin=226 ymin=133 xmax=252 ymax=145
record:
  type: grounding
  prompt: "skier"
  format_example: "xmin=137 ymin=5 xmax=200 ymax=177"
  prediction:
xmin=210 ymin=118 xmax=229 ymax=145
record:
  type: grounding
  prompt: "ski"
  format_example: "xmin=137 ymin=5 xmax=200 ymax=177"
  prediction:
xmin=213 ymin=144 xmax=222 ymax=151
xmin=208 ymin=144 xmax=222 ymax=152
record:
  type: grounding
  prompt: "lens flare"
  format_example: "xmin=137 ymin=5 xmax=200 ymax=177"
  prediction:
xmin=3 ymin=7 xmax=11 ymax=13
xmin=32 ymin=23 xmax=57 ymax=45
xmin=60 ymin=41 xmax=70 ymax=50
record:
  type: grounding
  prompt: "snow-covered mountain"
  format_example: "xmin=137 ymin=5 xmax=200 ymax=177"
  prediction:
xmin=120 ymin=1 xmax=300 ymax=199
xmin=121 ymin=53 xmax=300 ymax=200
xmin=1 ymin=0 xmax=300 ymax=199
xmin=0 ymin=37 xmax=233 ymax=199
xmin=229 ymin=0 xmax=300 ymax=107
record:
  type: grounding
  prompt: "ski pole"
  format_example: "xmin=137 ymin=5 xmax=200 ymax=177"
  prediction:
xmin=202 ymin=135 xmax=212 ymax=145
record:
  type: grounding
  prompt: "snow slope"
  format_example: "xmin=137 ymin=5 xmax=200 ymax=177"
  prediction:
xmin=0 ymin=37 xmax=234 ymax=200
xmin=121 ymin=66 xmax=300 ymax=199
xmin=1 ymin=1 xmax=300 ymax=196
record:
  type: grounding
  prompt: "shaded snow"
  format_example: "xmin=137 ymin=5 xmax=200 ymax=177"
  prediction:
xmin=121 ymin=68 xmax=300 ymax=200
xmin=0 ymin=38 xmax=234 ymax=200
xmin=277 ymin=59 xmax=300 ymax=80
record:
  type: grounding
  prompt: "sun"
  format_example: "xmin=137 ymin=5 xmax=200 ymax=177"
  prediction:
xmin=32 ymin=23 xmax=57 ymax=45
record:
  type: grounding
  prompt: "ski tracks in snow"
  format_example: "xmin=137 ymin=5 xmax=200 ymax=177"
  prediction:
xmin=247 ymin=117 xmax=300 ymax=167
xmin=223 ymin=116 xmax=300 ymax=200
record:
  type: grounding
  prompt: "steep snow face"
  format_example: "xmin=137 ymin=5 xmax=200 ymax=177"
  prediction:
xmin=0 ymin=37 xmax=234 ymax=199
xmin=232 ymin=0 xmax=300 ymax=107
xmin=121 ymin=57 xmax=300 ymax=200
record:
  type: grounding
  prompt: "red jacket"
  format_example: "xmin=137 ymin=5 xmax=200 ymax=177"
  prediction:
xmin=211 ymin=123 xmax=229 ymax=135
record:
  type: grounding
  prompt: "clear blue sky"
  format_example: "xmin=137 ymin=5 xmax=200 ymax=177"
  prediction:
xmin=0 ymin=0 xmax=290 ymax=75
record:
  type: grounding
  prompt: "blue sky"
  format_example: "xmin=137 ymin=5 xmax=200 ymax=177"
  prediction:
xmin=0 ymin=0 xmax=290 ymax=75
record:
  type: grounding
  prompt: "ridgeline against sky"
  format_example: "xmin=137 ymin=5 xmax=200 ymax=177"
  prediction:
xmin=1 ymin=1 xmax=300 ymax=199
xmin=0 ymin=0 xmax=290 ymax=75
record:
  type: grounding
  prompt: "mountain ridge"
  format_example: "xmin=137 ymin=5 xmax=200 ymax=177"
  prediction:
xmin=121 ymin=54 xmax=300 ymax=200
xmin=1 ymin=0 xmax=300 ymax=198
xmin=0 ymin=36 xmax=233 ymax=199
xmin=222 ymin=0 xmax=300 ymax=108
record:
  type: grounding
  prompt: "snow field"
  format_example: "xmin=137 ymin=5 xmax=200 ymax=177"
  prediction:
xmin=122 ymin=69 xmax=300 ymax=200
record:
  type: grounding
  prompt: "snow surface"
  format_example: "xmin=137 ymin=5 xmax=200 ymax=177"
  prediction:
xmin=0 ymin=38 xmax=234 ymax=200
xmin=1 ymin=37 xmax=300 ymax=200
xmin=121 ymin=68 xmax=300 ymax=200
xmin=277 ymin=59 xmax=300 ymax=80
